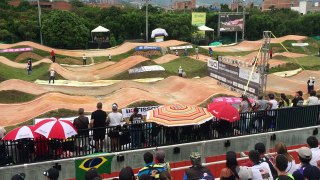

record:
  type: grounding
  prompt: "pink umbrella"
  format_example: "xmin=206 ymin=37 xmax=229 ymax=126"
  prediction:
xmin=34 ymin=118 xmax=77 ymax=139
xmin=2 ymin=125 xmax=40 ymax=140
xmin=207 ymin=102 xmax=240 ymax=122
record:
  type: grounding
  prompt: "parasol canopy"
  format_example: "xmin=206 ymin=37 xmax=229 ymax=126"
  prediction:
xmin=207 ymin=102 xmax=240 ymax=122
xmin=2 ymin=125 xmax=40 ymax=140
xmin=34 ymin=118 xmax=77 ymax=139
xmin=146 ymin=104 xmax=213 ymax=127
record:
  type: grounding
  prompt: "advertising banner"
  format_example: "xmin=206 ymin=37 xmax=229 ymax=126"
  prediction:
xmin=192 ymin=12 xmax=206 ymax=26
xmin=207 ymin=59 xmax=260 ymax=95
xmin=169 ymin=45 xmax=193 ymax=51
xmin=220 ymin=14 xmax=243 ymax=32
xmin=134 ymin=46 xmax=161 ymax=51
xmin=122 ymin=106 xmax=160 ymax=118
xmin=0 ymin=47 xmax=33 ymax=53
xmin=128 ymin=65 xmax=165 ymax=74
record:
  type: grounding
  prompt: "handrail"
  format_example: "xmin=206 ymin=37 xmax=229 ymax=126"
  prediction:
xmin=0 ymin=124 xmax=316 ymax=171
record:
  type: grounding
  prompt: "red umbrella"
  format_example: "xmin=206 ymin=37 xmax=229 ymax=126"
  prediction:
xmin=34 ymin=118 xmax=77 ymax=139
xmin=207 ymin=102 xmax=240 ymax=122
xmin=2 ymin=125 xmax=40 ymax=140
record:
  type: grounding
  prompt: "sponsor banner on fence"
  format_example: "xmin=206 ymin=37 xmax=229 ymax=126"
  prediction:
xmin=239 ymin=68 xmax=260 ymax=84
xmin=0 ymin=47 xmax=33 ymax=53
xmin=134 ymin=46 xmax=161 ymax=51
xmin=122 ymin=106 xmax=160 ymax=118
xmin=169 ymin=45 xmax=193 ymax=51
xmin=207 ymin=59 xmax=260 ymax=95
xmin=128 ymin=65 xmax=165 ymax=74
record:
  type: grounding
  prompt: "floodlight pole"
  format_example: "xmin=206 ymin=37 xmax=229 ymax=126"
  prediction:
xmin=242 ymin=0 xmax=245 ymax=40
xmin=37 ymin=0 xmax=43 ymax=45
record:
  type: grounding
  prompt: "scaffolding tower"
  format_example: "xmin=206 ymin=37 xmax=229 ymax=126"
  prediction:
xmin=259 ymin=31 xmax=271 ymax=95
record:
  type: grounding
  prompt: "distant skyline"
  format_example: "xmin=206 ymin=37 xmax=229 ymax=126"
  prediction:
xmin=124 ymin=0 xmax=264 ymax=7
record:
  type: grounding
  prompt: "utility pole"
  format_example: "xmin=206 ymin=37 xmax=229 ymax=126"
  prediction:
xmin=37 ymin=0 xmax=43 ymax=45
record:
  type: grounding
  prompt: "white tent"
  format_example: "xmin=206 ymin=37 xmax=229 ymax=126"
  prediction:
xmin=197 ymin=25 xmax=215 ymax=39
xmin=91 ymin=25 xmax=110 ymax=33
xmin=91 ymin=25 xmax=110 ymax=43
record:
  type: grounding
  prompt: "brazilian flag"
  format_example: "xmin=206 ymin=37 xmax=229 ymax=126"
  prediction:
xmin=75 ymin=155 xmax=114 ymax=180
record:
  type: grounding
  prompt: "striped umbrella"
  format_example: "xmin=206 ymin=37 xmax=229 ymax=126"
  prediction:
xmin=146 ymin=104 xmax=213 ymax=127
xmin=34 ymin=118 xmax=77 ymax=139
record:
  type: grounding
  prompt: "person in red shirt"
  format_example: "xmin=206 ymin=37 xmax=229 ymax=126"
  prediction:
xmin=51 ymin=49 xmax=55 ymax=62
xmin=270 ymin=48 xmax=273 ymax=59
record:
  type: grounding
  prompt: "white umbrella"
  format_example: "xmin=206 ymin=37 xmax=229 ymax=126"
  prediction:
xmin=34 ymin=118 xmax=77 ymax=139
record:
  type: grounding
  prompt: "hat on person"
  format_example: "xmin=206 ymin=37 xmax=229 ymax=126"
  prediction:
xmin=85 ymin=168 xmax=101 ymax=180
xmin=190 ymin=152 xmax=201 ymax=165
xmin=297 ymin=147 xmax=312 ymax=159
xmin=155 ymin=150 xmax=166 ymax=161
xmin=11 ymin=173 xmax=25 ymax=180
xmin=312 ymin=77 xmax=315 ymax=80
xmin=112 ymin=103 xmax=118 ymax=110
xmin=43 ymin=168 xmax=59 ymax=179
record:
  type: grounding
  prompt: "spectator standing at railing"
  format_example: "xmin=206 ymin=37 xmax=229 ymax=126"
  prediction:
xmin=292 ymin=91 xmax=304 ymax=107
xmin=73 ymin=108 xmax=89 ymax=153
xmin=306 ymin=90 xmax=319 ymax=106
xmin=107 ymin=103 xmax=123 ymax=152
xmin=239 ymin=95 xmax=252 ymax=133
xmin=253 ymin=95 xmax=272 ymax=132
xmin=266 ymin=94 xmax=278 ymax=131
xmin=129 ymin=107 xmax=143 ymax=149
xmin=306 ymin=136 xmax=320 ymax=168
xmin=278 ymin=93 xmax=290 ymax=108
xmin=90 ymin=102 xmax=107 ymax=153
xmin=183 ymin=152 xmax=214 ymax=180
xmin=292 ymin=147 xmax=320 ymax=180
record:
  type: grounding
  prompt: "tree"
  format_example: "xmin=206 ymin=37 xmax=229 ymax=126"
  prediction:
xmin=42 ymin=10 xmax=90 ymax=49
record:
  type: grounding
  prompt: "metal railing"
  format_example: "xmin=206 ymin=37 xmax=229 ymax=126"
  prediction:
xmin=0 ymin=105 xmax=319 ymax=166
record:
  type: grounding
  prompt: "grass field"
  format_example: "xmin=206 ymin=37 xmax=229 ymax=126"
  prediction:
xmin=0 ymin=90 xmax=37 ymax=104
xmin=109 ymin=57 xmax=207 ymax=80
xmin=271 ymin=38 xmax=320 ymax=55
xmin=0 ymin=62 xmax=65 ymax=82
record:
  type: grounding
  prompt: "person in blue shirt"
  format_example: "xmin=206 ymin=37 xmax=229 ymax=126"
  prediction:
xmin=183 ymin=152 xmax=214 ymax=180
xmin=137 ymin=152 xmax=165 ymax=179
xmin=292 ymin=147 xmax=320 ymax=180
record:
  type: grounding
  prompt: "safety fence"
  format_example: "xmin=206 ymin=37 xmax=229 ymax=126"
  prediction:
xmin=0 ymin=105 xmax=319 ymax=166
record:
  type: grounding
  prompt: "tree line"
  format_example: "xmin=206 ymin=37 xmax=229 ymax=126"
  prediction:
xmin=0 ymin=0 xmax=319 ymax=49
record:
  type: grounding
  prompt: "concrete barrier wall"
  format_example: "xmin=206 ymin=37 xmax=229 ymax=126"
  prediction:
xmin=0 ymin=125 xmax=318 ymax=180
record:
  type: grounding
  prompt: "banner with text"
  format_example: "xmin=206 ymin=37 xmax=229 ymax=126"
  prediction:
xmin=192 ymin=12 xmax=206 ymax=36
xmin=122 ymin=106 xmax=160 ymax=118
xmin=0 ymin=47 xmax=33 ymax=53
xmin=207 ymin=59 xmax=260 ymax=95
xmin=128 ymin=65 xmax=165 ymax=74
xmin=134 ymin=46 xmax=161 ymax=51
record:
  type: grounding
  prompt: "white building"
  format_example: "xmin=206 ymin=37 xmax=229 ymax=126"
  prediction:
xmin=291 ymin=0 xmax=320 ymax=15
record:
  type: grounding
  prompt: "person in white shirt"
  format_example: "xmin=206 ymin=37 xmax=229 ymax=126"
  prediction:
xmin=178 ymin=66 xmax=183 ymax=77
xmin=195 ymin=47 xmax=199 ymax=59
xmin=107 ymin=103 xmax=123 ymax=151
xmin=49 ymin=68 xmax=55 ymax=84
xmin=307 ymin=90 xmax=319 ymax=106
xmin=82 ymin=53 xmax=87 ymax=65
xmin=307 ymin=136 xmax=320 ymax=167
xmin=266 ymin=94 xmax=278 ymax=131
xmin=249 ymin=150 xmax=274 ymax=180
xmin=108 ymin=54 xmax=112 ymax=61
